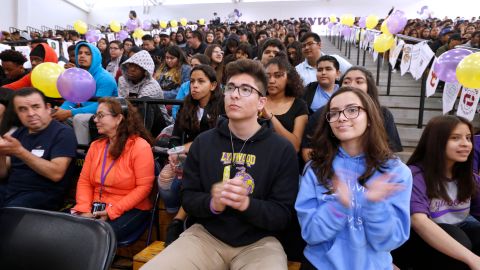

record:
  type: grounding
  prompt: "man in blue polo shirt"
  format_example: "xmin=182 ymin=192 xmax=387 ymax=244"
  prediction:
xmin=0 ymin=88 xmax=77 ymax=210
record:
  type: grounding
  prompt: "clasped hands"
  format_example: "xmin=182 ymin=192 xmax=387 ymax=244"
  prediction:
xmin=210 ymin=176 xmax=250 ymax=213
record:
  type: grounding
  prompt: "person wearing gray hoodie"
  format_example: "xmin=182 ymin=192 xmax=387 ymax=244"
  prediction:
xmin=118 ymin=50 xmax=172 ymax=134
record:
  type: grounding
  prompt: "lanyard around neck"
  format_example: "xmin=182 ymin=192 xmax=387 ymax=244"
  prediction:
xmin=99 ymin=142 xmax=115 ymax=201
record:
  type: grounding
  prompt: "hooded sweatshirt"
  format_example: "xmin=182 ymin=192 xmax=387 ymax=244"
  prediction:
xmin=182 ymin=117 xmax=299 ymax=247
xmin=118 ymin=50 xmax=171 ymax=124
xmin=3 ymin=43 xmax=58 ymax=90
xmin=295 ymin=148 xmax=412 ymax=270
xmin=118 ymin=50 xmax=163 ymax=98
xmin=60 ymin=42 xmax=118 ymax=115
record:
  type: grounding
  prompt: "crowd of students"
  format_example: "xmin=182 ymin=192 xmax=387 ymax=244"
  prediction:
xmin=1 ymin=14 xmax=480 ymax=270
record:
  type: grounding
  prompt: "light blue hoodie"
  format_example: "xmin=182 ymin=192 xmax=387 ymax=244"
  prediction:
xmin=295 ymin=147 xmax=412 ymax=270
xmin=60 ymin=41 xmax=118 ymax=115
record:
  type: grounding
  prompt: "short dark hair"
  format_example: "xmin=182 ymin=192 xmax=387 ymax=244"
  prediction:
xmin=191 ymin=30 xmax=204 ymax=42
xmin=256 ymin=30 xmax=269 ymax=40
xmin=123 ymin=38 xmax=134 ymax=45
xmin=237 ymin=42 xmax=253 ymax=58
xmin=300 ymin=32 xmax=321 ymax=43
xmin=448 ymin=33 xmax=462 ymax=43
xmin=67 ymin=44 xmax=76 ymax=53
xmin=225 ymin=59 xmax=268 ymax=96
xmin=12 ymin=87 xmax=47 ymax=106
xmin=109 ymin=40 xmax=123 ymax=49
xmin=0 ymin=50 xmax=27 ymax=65
xmin=142 ymin=34 xmax=154 ymax=41
xmin=316 ymin=55 xmax=339 ymax=71
xmin=191 ymin=54 xmax=211 ymax=65
xmin=129 ymin=46 xmax=141 ymax=54
xmin=261 ymin=38 xmax=286 ymax=54
xmin=129 ymin=10 xmax=137 ymax=18
xmin=472 ymin=31 xmax=480 ymax=39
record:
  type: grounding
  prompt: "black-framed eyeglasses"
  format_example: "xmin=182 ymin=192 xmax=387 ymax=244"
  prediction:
xmin=301 ymin=41 xmax=318 ymax=49
xmin=92 ymin=112 xmax=115 ymax=120
xmin=326 ymin=106 xmax=365 ymax=122
xmin=224 ymin=83 xmax=263 ymax=97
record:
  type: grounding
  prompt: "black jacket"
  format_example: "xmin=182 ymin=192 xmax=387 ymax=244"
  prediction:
xmin=182 ymin=117 xmax=299 ymax=247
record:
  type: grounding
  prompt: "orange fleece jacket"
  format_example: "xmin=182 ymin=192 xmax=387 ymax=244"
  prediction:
xmin=73 ymin=136 xmax=154 ymax=220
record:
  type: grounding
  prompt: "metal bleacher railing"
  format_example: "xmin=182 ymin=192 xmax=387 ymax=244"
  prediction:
xmin=327 ymin=26 xmax=479 ymax=129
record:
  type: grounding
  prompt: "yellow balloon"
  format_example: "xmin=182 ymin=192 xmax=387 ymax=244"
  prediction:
xmin=365 ymin=15 xmax=379 ymax=30
xmin=73 ymin=20 xmax=87 ymax=34
xmin=329 ymin=15 xmax=337 ymax=23
xmin=381 ymin=20 xmax=391 ymax=35
xmin=457 ymin=52 xmax=480 ymax=89
xmin=159 ymin=20 xmax=167 ymax=29
xmin=373 ymin=34 xmax=395 ymax=53
xmin=31 ymin=63 xmax=64 ymax=98
xmin=110 ymin=20 xmax=121 ymax=33
xmin=180 ymin=18 xmax=188 ymax=26
xmin=170 ymin=20 xmax=178 ymax=28
xmin=132 ymin=28 xmax=145 ymax=39
xmin=343 ymin=14 xmax=355 ymax=27
xmin=198 ymin=18 xmax=205 ymax=26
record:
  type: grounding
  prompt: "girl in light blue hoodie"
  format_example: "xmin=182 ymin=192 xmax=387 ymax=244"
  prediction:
xmin=295 ymin=87 xmax=412 ymax=270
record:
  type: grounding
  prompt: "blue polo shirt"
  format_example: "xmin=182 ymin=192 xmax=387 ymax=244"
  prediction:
xmin=7 ymin=120 xmax=77 ymax=196
xmin=310 ymin=84 xmax=339 ymax=112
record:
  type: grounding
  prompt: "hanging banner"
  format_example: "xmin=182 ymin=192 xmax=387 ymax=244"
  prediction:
xmin=442 ymin=82 xmax=462 ymax=114
xmin=389 ymin=39 xmax=404 ymax=68
xmin=46 ymin=39 xmax=60 ymax=58
xmin=400 ymin=44 xmax=413 ymax=76
xmin=456 ymin=88 xmax=480 ymax=121
xmin=410 ymin=42 xmax=434 ymax=80
xmin=425 ymin=57 xmax=439 ymax=97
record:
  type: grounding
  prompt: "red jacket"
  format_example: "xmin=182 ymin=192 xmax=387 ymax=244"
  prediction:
xmin=3 ymin=43 xmax=59 ymax=90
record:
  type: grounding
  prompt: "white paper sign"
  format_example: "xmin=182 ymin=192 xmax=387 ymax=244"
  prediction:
xmin=389 ymin=39 xmax=405 ymax=68
xmin=46 ymin=39 xmax=60 ymax=58
xmin=410 ymin=42 xmax=434 ymax=80
xmin=443 ymin=82 xmax=462 ymax=114
xmin=400 ymin=44 xmax=413 ymax=76
xmin=456 ymin=88 xmax=480 ymax=121
xmin=14 ymin=46 xmax=32 ymax=69
xmin=62 ymin=41 xmax=72 ymax=60
xmin=426 ymin=57 xmax=439 ymax=97
xmin=107 ymin=33 xmax=116 ymax=42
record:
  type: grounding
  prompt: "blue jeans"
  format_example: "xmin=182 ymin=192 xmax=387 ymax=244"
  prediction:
xmin=0 ymin=184 xmax=62 ymax=210
xmin=159 ymin=177 xmax=182 ymax=213
xmin=108 ymin=208 xmax=150 ymax=242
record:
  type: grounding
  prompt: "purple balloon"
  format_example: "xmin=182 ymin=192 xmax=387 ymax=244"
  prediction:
xmin=126 ymin=19 xmax=137 ymax=32
xmin=386 ymin=10 xmax=408 ymax=34
xmin=327 ymin=22 xmax=334 ymax=29
xmin=358 ymin=17 xmax=366 ymax=28
xmin=85 ymin=29 xmax=100 ymax=43
xmin=342 ymin=27 xmax=352 ymax=37
xmin=57 ymin=68 xmax=96 ymax=103
xmin=117 ymin=30 xmax=129 ymax=41
xmin=143 ymin=21 xmax=152 ymax=31
xmin=433 ymin=48 xmax=472 ymax=83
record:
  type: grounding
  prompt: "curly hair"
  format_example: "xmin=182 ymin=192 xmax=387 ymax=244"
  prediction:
xmin=177 ymin=65 xmax=223 ymax=134
xmin=310 ymin=87 xmax=393 ymax=191
xmin=265 ymin=56 xmax=304 ymax=98
xmin=0 ymin=50 xmax=27 ymax=65
xmin=97 ymin=97 xmax=153 ymax=159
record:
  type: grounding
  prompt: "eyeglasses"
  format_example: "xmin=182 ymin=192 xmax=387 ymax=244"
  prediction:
xmin=302 ymin=41 xmax=318 ymax=49
xmin=266 ymin=71 xmax=286 ymax=80
xmin=92 ymin=112 xmax=114 ymax=120
xmin=326 ymin=106 xmax=364 ymax=122
xmin=224 ymin=83 xmax=263 ymax=97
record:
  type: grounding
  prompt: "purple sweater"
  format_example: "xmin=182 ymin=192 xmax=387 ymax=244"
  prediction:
xmin=410 ymin=164 xmax=480 ymax=224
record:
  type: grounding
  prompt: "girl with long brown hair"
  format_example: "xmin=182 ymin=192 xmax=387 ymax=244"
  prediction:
xmin=295 ymin=87 xmax=412 ymax=270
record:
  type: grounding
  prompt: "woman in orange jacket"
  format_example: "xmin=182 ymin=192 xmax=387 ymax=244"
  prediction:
xmin=72 ymin=97 xmax=155 ymax=241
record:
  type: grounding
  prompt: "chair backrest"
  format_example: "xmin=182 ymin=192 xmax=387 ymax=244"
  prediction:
xmin=0 ymin=207 xmax=117 ymax=270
